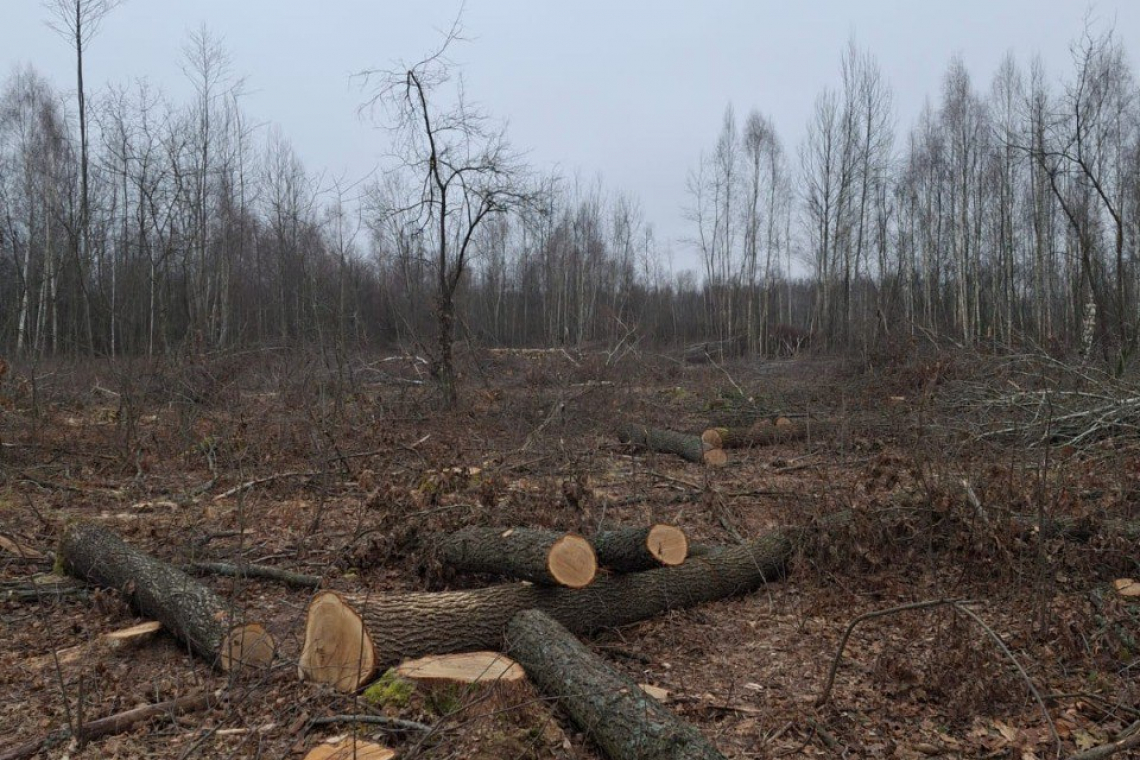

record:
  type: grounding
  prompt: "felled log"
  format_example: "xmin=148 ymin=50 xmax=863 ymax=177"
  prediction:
xmin=618 ymin=424 xmax=727 ymax=467
xmin=701 ymin=419 xmax=833 ymax=449
xmin=60 ymin=522 xmax=274 ymax=672
xmin=508 ymin=609 xmax=726 ymax=760
xmin=437 ymin=527 xmax=597 ymax=588
xmin=593 ymin=525 xmax=688 ymax=571
xmin=299 ymin=528 xmax=792 ymax=691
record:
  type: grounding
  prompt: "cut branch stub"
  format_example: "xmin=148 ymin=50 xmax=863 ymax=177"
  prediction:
xmin=437 ymin=527 xmax=597 ymax=588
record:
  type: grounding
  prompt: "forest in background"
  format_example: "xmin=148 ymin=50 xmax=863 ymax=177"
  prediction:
xmin=2 ymin=15 xmax=1139 ymax=365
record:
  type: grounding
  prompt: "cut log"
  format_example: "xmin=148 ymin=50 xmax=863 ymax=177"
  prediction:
xmin=508 ymin=609 xmax=726 ymax=760
xmin=299 ymin=528 xmax=792 ymax=691
xmin=593 ymin=525 xmax=688 ymax=571
xmin=304 ymin=738 xmax=395 ymax=760
xmin=394 ymin=651 xmax=526 ymax=688
xmin=60 ymin=521 xmax=274 ymax=672
xmin=701 ymin=419 xmax=833 ymax=449
xmin=618 ymin=424 xmax=727 ymax=467
xmin=437 ymin=527 xmax=597 ymax=588
xmin=100 ymin=620 xmax=162 ymax=652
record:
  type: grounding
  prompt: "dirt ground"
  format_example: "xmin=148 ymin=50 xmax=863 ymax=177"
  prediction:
xmin=1 ymin=348 xmax=1137 ymax=759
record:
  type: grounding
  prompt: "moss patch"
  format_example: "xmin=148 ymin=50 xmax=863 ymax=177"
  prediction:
xmin=362 ymin=669 xmax=415 ymax=709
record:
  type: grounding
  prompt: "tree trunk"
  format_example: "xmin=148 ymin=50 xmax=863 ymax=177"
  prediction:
xmin=617 ymin=424 xmax=727 ymax=467
xmin=299 ymin=529 xmax=792 ymax=691
xmin=508 ymin=609 xmax=726 ymax=760
xmin=592 ymin=525 xmax=688 ymax=571
xmin=60 ymin=522 xmax=274 ymax=672
xmin=437 ymin=527 xmax=597 ymax=588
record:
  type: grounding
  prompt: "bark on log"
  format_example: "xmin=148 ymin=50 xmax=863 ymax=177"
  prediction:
xmin=508 ymin=609 xmax=726 ymax=760
xmin=299 ymin=528 xmax=792 ymax=691
xmin=60 ymin=522 xmax=274 ymax=672
xmin=618 ymin=424 xmax=727 ymax=466
xmin=437 ymin=527 xmax=597 ymax=588
xmin=702 ymin=419 xmax=834 ymax=449
xmin=592 ymin=525 xmax=688 ymax=571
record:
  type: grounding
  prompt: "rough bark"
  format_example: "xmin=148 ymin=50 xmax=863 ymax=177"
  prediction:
xmin=60 ymin=521 xmax=274 ymax=672
xmin=437 ymin=527 xmax=597 ymax=588
xmin=618 ymin=424 xmax=727 ymax=466
xmin=508 ymin=609 xmax=726 ymax=760
xmin=593 ymin=525 xmax=689 ymax=571
xmin=299 ymin=528 xmax=792 ymax=691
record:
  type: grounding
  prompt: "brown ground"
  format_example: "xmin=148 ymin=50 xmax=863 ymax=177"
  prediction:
xmin=1 ymin=347 xmax=1137 ymax=759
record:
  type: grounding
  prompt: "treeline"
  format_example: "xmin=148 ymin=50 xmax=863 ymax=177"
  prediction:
xmin=1 ymin=20 xmax=1138 ymax=361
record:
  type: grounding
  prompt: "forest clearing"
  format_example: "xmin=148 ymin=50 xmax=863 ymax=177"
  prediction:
xmin=1 ymin=346 xmax=1138 ymax=759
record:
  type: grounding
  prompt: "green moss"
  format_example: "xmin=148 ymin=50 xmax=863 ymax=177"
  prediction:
xmin=362 ymin=669 xmax=415 ymax=709
xmin=426 ymin=684 xmax=465 ymax=717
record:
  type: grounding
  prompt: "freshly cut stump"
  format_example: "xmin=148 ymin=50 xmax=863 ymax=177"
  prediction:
xmin=593 ymin=525 xmax=689 ymax=571
xmin=618 ymin=424 xmax=726 ymax=467
xmin=61 ymin=521 xmax=274 ymax=672
xmin=394 ymin=651 xmax=526 ymax=688
xmin=438 ymin=527 xmax=597 ymax=588
xmin=100 ymin=620 xmax=162 ymax=652
xmin=508 ymin=609 xmax=726 ymax=760
xmin=304 ymin=738 xmax=395 ymax=760
xmin=300 ymin=529 xmax=793 ymax=691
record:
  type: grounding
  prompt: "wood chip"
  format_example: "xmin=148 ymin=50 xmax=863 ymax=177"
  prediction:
xmin=1113 ymin=578 xmax=1140 ymax=597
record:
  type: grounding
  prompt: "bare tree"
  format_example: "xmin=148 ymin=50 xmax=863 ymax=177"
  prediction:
xmin=361 ymin=22 xmax=533 ymax=405
xmin=43 ymin=0 xmax=123 ymax=352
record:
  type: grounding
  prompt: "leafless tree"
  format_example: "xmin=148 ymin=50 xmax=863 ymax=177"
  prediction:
xmin=360 ymin=21 xmax=534 ymax=405
xmin=43 ymin=0 xmax=123 ymax=352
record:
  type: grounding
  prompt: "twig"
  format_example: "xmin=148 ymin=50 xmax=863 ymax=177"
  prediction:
xmin=952 ymin=603 xmax=1062 ymax=758
xmin=1065 ymin=720 xmax=1140 ymax=760
xmin=213 ymin=471 xmax=319 ymax=501
xmin=817 ymin=599 xmax=1062 ymax=759
xmin=181 ymin=561 xmax=322 ymax=589
xmin=0 ymin=692 xmax=218 ymax=760
xmin=308 ymin=714 xmax=432 ymax=733
xmin=817 ymin=599 xmax=960 ymax=707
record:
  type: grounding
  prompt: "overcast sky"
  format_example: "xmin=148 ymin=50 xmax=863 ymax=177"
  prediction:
xmin=3 ymin=1 xmax=1139 ymax=271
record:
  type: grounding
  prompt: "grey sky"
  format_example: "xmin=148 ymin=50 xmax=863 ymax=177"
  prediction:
xmin=3 ymin=1 xmax=1138 ymax=272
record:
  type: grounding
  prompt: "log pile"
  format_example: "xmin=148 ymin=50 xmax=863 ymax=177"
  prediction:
xmin=298 ymin=524 xmax=791 ymax=691
xmin=298 ymin=519 xmax=791 ymax=757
